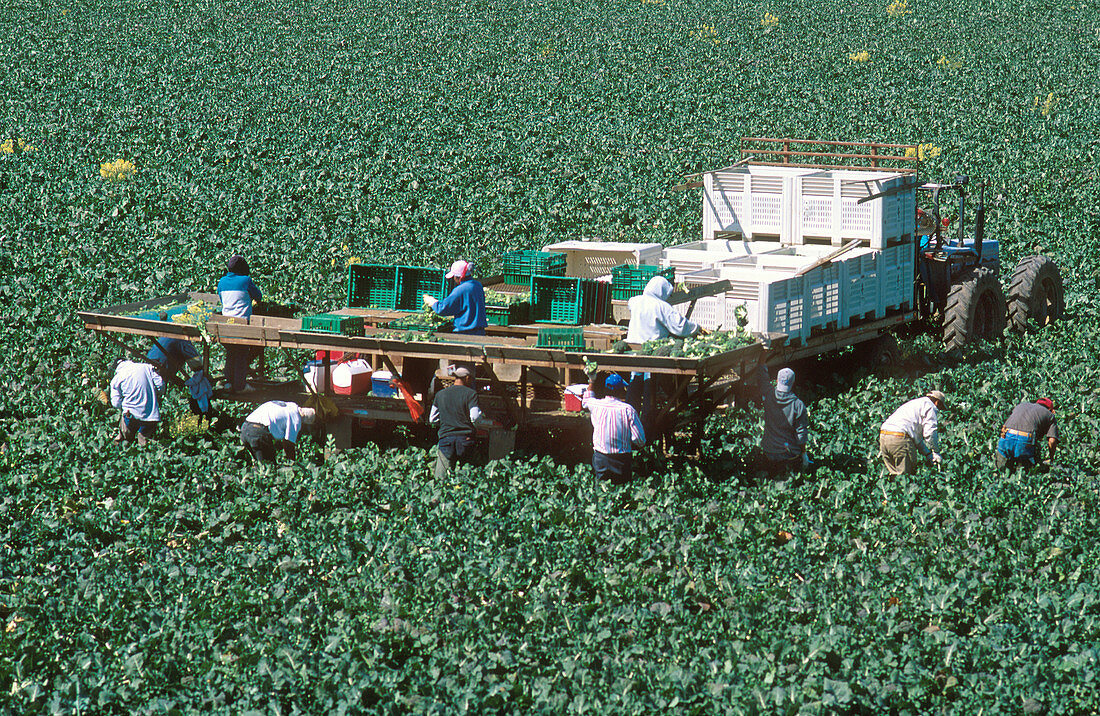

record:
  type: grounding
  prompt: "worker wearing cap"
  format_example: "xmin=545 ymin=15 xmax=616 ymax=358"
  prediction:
xmin=996 ymin=397 xmax=1058 ymax=470
xmin=240 ymin=400 xmax=315 ymax=463
xmin=146 ymin=311 xmax=203 ymax=380
xmin=423 ymin=260 xmax=487 ymax=336
xmin=583 ymin=372 xmax=646 ymax=484
xmin=879 ymin=391 xmax=946 ymax=475
xmin=429 ymin=366 xmax=482 ymax=478
xmin=217 ymin=255 xmax=263 ymax=392
xmin=110 ymin=359 xmax=166 ymax=446
xmin=758 ymin=366 xmax=810 ymax=474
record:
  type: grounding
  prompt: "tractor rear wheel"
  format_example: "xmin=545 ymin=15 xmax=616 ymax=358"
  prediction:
xmin=943 ymin=267 xmax=1006 ymax=351
xmin=1007 ymin=255 xmax=1064 ymax=331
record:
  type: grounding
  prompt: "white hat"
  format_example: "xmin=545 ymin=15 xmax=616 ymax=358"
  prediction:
xmin=299 ymin=407 xmax=317 ymax=424
xmin=776 ymin=367 xmax=795 ymax=392
xmin=445 ymin=260 xmax=473 ymax=280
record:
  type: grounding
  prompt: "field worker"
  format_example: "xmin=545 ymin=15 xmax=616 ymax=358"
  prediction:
xmin=625 ymin=275 xmax=701 ymax=421
xmin=758 ymin=366 xmax=810 ymax=474
xmin=879 ymin=390 xmax=946 ymax=475
xmin=429 ymin=365 xmax=482 ymax=478
xmin=583 ymin=373 xmax=646 ymax=485
xmin=110 ymin=359 xmax=165 ymax=446
xmin=240 ymin=400 xmax=315 ymax=463
xmin=625 ymin=275 xmax=701 ymax=344
xmin=146 ymin=311 xmax=203 ymax=380
xmin=996 ymin=397 xmax=1058 ymax=470
xmin=217 ymin=255 xmax=262 ymax=393
xmin=423 ymin=260 xmax=487 ymax=336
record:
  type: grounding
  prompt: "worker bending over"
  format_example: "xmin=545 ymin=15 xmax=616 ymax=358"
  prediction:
xmin=110 ymin=359 xmax=165 ymax=446
xmin=217 ymin=255 xmax=262 ymax=393
xmin=429 ymin=365 xmax=482 ymax=478
xmin=583 ymin=373 xmax=646 ymax=485
xmin=996 ymin=397 xmax=1058 ymax=470
xmin=758 ymin=366 xmax=810 ymax=474
xmin=240 ymin=400 xmax=315 ymax=463
xmin=423 ymin=260 xmax=487 ymax=336
xmin=879 ymin=391 xmax=946 ymax=475
xmin=147 ymin=312 xmax=203 ymax=380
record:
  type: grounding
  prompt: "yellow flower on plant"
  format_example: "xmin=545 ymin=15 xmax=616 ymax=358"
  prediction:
xmin=1035 ymin=92 xmax=1056 ymax=116
xmin=346 ymin=256 xmax=362 ymax=267
xmin=100 ymin=158 xmax=136 ymax=181
xmin=762 ymin=12 xmax=779 ymax=30
xmin=887 ymin=0 xmax=911 ymax=17
xmin=690 ymin=24 xmax=720 ymax=44
xmin=904 ymin=143 xmax=942 ymax=160
xmin=849 ymin=51 xmax=870 ymax=62
xmin=936 ymin=55 xmax=962 ymax=70
xmin=0 ymin=138 xmax=35 ymax=153
xmin=640 ymin=0 xmax=665 ymax=5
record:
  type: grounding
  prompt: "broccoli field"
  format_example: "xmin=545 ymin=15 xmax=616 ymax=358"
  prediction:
xmin=3 ymin=0 xmax=1100 ymax=711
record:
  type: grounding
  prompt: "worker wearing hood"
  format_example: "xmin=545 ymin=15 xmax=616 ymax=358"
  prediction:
xmin=625 ymin=276 xmax=700 ymax=344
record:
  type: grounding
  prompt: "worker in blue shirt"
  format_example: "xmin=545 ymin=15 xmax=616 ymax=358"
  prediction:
xmin=217 ymin=255 xmax=262 ymax=392
xmin=422 ymin=260 xmax=488 ymax=336
xmin=146 ymin=312 xmax=203 ymax=380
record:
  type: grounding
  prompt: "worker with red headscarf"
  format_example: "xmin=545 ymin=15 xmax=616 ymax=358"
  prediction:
xmin=996 ymin=397 xmax=1058 ymax=469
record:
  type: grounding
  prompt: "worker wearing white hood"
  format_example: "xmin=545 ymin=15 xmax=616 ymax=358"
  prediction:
xmin=625 ymin=275 xmax=701 ymax=344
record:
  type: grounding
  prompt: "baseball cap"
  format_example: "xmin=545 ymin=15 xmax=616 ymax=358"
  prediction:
xmin=926 ymin=390 xmax=947 ymax=406
xmin=605 ymin=373 xmax=627 ymax=390
xmin=1036 ymin=397 xmax=1054 ymax=411
xmin=776 ymin=367 xmax=795 ymax=392
xmin=450 ymin=366 xmax=472 ymax=378
xmin=445 ymin=260 xmax=473 ymax=280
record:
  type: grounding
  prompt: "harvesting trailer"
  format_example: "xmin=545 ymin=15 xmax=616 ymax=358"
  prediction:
xmin=668 ymin=137 xmax=1064 ymax=352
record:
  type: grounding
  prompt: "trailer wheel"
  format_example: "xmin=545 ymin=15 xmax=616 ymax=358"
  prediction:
xmin=943 ymin=267 xmax=1006 ymax=351
xmin=1007 ymin=255 xmax=1064 ymax=331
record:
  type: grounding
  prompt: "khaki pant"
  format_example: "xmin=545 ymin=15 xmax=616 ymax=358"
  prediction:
xmin=879 ymin=432 xmax=920 ymax=475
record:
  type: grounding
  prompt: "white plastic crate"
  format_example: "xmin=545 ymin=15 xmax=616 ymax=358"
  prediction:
xmin=845 ymin=249 xmax=882 ymax=318
xmin=542 ymin=241 xmax=663 ymax=278
xmin=879 ymin=243 xmax=915 ymax=309
xmin=703 ymin=166 xmax=917 ymax=249
xmin=674 ymin=269 xmax=760 ymax=332
xmin=703 ymin=166 xmax=810 ymax=242
xmin=792 ymin=170 xmax=916 ymax=249
xmin=661 ymin=239 xmax=771 ymax=279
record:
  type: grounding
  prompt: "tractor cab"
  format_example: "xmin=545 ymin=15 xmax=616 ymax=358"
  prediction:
xmin=916 ymin=176 xmax=1000 ymax=308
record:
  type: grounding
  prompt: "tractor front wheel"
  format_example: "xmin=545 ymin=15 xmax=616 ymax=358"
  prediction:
xmin=943 ymin=267 xmax=1007 ymax=351
xmin=1008 ymin=254 xmax=1064 ymax=331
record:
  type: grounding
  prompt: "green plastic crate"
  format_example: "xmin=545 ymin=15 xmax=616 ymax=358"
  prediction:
xmin=348 ymin=264 xmax=398 ymax=309
xmin=395 ymin=266 xmax=448 ymax=311
xmin=485 ymin=302 xmax=531 ymax=326
xmin=530 ymin=275 xmax=600 ymax=325
xmin=501 ymin=251 xmax=566 ymax=285
xmin=536 ymin=327 xmax=586 ymax=351
xmin=301 ymin=313 xmax=366 ymax=336
xmin=610 ymin=264 xmax=676 ymax=301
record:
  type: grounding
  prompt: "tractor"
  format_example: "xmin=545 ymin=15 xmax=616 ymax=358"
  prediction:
xmin=915 ymin=175 xmax=1064 ymax=351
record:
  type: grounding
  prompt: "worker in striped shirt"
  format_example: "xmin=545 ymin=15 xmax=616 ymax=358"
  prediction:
xmin=582 ymin=372 xmax=646 ymax=484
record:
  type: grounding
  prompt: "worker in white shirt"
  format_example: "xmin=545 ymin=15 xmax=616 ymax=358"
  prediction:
xmin=879 ymin=390 xmax=946 ymax=475
xmin=110 ymin=359 xmax=166 ymax=446
xmin=624 ymin=275 xmax=702 ymax=423
xmin=240 ymin=401 xmax=316 ymax=463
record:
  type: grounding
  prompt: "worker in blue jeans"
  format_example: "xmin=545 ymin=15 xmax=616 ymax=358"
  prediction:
xmin=429 ymin=366 xmax=482 ymax=478
xmin=996 ymin=397 xmax=1058 ymax=469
